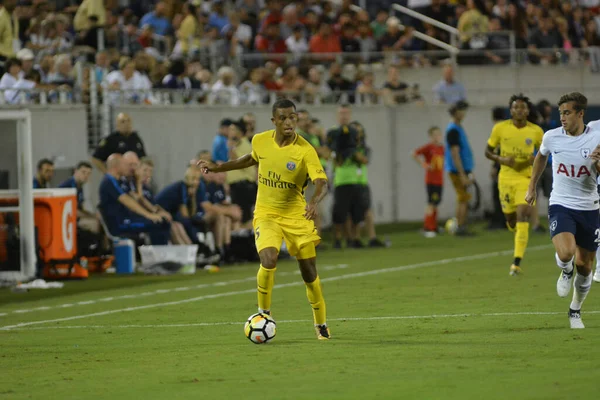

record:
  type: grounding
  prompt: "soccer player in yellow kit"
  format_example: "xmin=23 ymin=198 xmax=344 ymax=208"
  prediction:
xmin=198 ymin=99 xmax=331 ymax=340
xmin=485 ymin=94 xmax=543 ymax=276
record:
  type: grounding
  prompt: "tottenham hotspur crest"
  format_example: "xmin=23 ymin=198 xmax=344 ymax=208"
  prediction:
xmin=581 ymin=148 xmax=591 ymax=159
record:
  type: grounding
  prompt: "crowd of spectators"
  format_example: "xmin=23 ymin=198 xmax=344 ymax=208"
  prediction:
xmin=1 ymin=0 xmax=599 ymax=106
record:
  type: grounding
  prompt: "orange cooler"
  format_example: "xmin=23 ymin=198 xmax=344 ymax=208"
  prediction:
xmin=0 ymin=188 xmax=88 ymax=279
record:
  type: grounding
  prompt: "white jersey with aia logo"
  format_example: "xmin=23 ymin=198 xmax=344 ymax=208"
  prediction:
xmin=539 ymin=125 xmax=600 ymax=211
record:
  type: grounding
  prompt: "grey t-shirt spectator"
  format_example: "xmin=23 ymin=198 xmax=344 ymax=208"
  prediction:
xmin=433 ymin=80 xmax=466 ymax=104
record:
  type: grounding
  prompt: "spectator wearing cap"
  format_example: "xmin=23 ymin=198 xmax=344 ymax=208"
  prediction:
xmin=444 ymin=100 xmax=474 ymax=236
xmin=33 ymin=158 xmax=54 ymax=189
xmin=0 ymin=0 xmax=19 ymax=67
xmin=212 ymin=118 xmax=233 ymax=163
xmin=140 ymin=1 xmax=171 ymax=36
xmin=432 ymin=64 xmax=467 ymax=105
xmin=16 ymin=49 xmax=34 ymax=78
xmin=227 ymin=120 xmax=257 ymax=227
xmin=92 ymin=113 xmax=147 ymax=173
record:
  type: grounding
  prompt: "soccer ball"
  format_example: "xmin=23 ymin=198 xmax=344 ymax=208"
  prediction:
xmin=244 ymin=313 xmax=277 ymax=344
xmin=445 ymin=217 xmax=458 ymax=235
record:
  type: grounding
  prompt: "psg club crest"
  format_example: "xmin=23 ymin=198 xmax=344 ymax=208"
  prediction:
xmin=581 ymin=148 xmax=591 ymax=159
xmin=525 ymin=138 xmax=532 ymax=146
xmin=286 ymin=161 xmax=296 ymax=171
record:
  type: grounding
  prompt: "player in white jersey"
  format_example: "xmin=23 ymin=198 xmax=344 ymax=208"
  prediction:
xmin=589 ymin=119 xmax=600 ymax=283
xmin=526 ymin=92 xmax=600 ymax=329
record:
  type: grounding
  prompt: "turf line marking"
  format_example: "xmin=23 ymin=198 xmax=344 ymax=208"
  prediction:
xmin=0 ymin=245 xmax=552 ymax=331
xmin=2 ymin=265 xmax=350 ymax=316
xmin=8 ymin=310 xmax=597 ymax=331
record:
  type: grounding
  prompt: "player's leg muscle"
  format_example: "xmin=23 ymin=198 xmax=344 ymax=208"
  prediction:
xmin=553 ymin=232 xmax=577 ymax=262
xmin=297 ymin=256 xmax=317 ymax=283
xmin=259 ymin=248 xmax=279 ymax=269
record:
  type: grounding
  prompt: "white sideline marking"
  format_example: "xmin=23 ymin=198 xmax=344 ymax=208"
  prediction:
xmin=0 ymin=264 xmax=352 ymax=316
xmin=0 ymin=245 xmax=552 ymax=331
xmin=8 ymin=310 xmax=595 ymax=331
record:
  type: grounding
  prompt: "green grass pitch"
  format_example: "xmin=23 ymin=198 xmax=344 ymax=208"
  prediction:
xmin=1 ymin=226 xmax=599 ymax=399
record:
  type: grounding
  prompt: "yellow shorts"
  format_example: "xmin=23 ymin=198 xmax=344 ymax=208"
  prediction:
xmin=449 ymin=173 xmax=472 ymax=203
xmin=498 ymin=176 xmax=530 ymax=214
xmin=253 ymin=215 xmax=321 ymax=259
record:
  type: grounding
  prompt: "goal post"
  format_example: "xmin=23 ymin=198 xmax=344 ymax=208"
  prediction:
xmin=0 ymin=110 xmax=35 ymax=281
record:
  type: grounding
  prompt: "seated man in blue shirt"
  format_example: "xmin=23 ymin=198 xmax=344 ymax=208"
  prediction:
xmin=156 ymin=166 xmax=226 ymax=256
xmin=138 ymin=157 xmax=191 ymax=245
xmin=33 ymin=158 xmax=54 ymax=188
xmin=99 ymin=154 xmax=170 ymax=244
xmin=59 ymin=161 xmax=100 ymax=233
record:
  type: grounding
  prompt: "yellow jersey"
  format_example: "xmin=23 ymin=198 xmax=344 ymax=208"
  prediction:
xmin=251 ymin=130 xmax=327 ymax=218
xmin=487 ymin=120 xmax=543 ymax=180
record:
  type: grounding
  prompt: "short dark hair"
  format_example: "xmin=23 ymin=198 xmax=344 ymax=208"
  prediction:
xmin=558 ymin=92 xmax=588 ymax=112
xmin=509 ymin=93 xmax=530 ymax=109
xmin=75 ymin=161 xmax=92 ymax=170
xmin=230 ymin=120 xmax=246 ymax=133
xmin=6 ymin=57 xmax=21 ymax=71
xmin=37 ymin=158 xmax=54 ymax=170
xmin=492 ymin=107 xmax=506 ymax=121
xmin=272 ymin=98 xmax=296 ymax=116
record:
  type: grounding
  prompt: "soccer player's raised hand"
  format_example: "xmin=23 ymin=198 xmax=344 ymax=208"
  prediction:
xmin=197 ymin=160 xmax=217 ymax=174
xmin=304 ymin=202 xmax=318 ymax=221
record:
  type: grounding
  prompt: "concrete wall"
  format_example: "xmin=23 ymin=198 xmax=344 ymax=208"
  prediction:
xmin=0 ymin=106 xmax=88 ymax=190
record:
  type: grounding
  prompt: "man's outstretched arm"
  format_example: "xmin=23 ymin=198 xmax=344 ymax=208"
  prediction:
xmin=198 ymin=153 xmax=258 ymax=173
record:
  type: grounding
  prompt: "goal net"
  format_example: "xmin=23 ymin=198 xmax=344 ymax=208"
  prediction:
xmin=0 ymin=110 xmax=35 ymax=283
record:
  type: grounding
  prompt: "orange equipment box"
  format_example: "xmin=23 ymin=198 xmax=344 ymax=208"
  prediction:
xmin=0 ymin=188 xmax=88 ymax=279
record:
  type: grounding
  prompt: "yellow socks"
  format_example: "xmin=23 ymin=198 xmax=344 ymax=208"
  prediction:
xmin=305 ymin=276 xmax=327 ymax=326
xmin=513 ymin=222 xmax=529 ymax=266
xmin=257 ymin=265 xmax=276 ymax=312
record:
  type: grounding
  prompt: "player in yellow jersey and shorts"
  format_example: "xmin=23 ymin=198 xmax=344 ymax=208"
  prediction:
xmin=198 ymin=99 xmax=331 ymax=340
xmin=485 ymin=94 xmax=543 ymax=276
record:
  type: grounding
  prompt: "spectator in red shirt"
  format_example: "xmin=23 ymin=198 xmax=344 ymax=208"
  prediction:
xmin=254 ymin=22 xmax=288 ymax=63
xmin=309 ymin=20 xmax=341 ymax=61
xmin=263 ymin=61 xmax=283 ymax=92
xmin=412 ymin=126 xmax=445 ymax=237
xmin=259 ymin=0 xmax=283 ymax=33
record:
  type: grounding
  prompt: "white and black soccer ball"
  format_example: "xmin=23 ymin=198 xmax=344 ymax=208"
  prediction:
xmin=244 ymin=313 xmax=277 ymax=344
